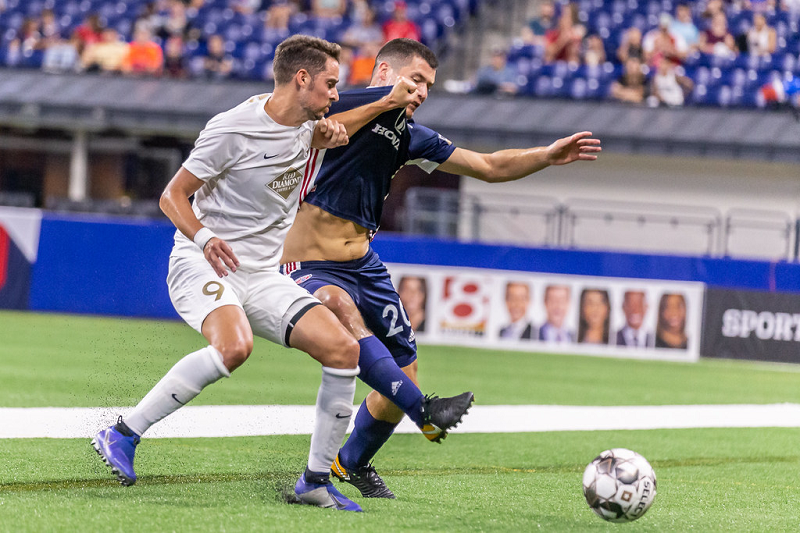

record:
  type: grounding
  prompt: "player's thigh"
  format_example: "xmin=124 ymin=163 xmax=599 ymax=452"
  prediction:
xmin=242 ymin=269 xmax=323 ymax=347
xmin=288 ymin=304 xmax=359 ymax=369
xmin=313 ymin=285 xmax=372 ymax=339
xmin=167 ymin=255 xmax=246 ymax=335
xmin=360 ymin=272 xmax=418 ymax=367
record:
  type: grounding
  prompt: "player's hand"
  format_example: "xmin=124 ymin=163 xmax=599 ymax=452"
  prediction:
xmin=546 ymin=131 xmax=602 ymax=166
xmin=313 ymin=118 xmax=349 ymax=149
xmin=204 ymin=237 xmax=240 ymax=277
xmin=384 ymin=76 xmax=419 ymax=110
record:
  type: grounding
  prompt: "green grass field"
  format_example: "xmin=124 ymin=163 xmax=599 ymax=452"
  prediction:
xmin=2 ymin=310 xmax=800 ymax=531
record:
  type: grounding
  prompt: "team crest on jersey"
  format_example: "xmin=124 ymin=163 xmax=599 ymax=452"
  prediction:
xmin=267 ymin=167 xmax=303 ymax=200
xmin=295 ymin=274 xmax=312 ymax=284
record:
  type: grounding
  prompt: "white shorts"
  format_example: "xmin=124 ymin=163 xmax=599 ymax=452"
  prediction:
xmin=167 ymin=254 xmax=320 ymax=346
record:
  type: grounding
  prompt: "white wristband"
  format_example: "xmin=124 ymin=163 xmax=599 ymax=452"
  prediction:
xmin=192 ymin=227 xmax=217 ymax=251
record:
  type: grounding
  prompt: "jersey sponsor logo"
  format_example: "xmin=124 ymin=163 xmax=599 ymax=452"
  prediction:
xmin=295 ymin=274 xmax=312 ymax=284
xmin=391 ymin=380 xmax=403 ymax=396
xmin=394 ymin=111 xmax=407 ymax=133
xmin=267 ymin=167 xmax=303 ymax=200
xmin=371 ymin=123 xmax=400 ymax=151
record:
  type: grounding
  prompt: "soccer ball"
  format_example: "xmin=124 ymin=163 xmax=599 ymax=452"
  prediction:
xmin=582 ymin=448 xmax=657 ymax=523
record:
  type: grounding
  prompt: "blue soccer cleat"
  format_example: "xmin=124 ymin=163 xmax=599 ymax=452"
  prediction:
xmin=91 ymin=416 xmax=141 ymax=486
xmin=294 ymin=469 xmax=363 ymax=512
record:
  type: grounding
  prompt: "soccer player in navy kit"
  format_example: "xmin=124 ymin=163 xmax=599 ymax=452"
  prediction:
xmin=281 ymin=39 xmax=602 ymax=499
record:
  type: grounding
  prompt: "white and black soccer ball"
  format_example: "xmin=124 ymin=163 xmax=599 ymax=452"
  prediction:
xmin=582 ymin=448 xmax=657 ymax=523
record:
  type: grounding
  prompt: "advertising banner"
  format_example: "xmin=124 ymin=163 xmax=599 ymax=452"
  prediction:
xmin=702 ymin=288 xmax=800 ymax=363
xmin=0 ymin=207 xmax=42 ymax=310
xmin=388 ymin=263 xmax=704 ymax=362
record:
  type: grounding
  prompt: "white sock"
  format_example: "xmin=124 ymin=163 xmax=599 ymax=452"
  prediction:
xmin=307 ymin=366 xmax=359 ymax=473
xmin=124 ymin=346 xmax=230 ymax=436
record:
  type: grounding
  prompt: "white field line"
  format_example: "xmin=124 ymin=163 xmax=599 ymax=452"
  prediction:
xmin=1 ymin=404 xmax=800 ymax=439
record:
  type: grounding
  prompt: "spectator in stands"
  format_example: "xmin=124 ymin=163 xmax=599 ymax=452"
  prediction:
xmin=136 ymin=2 xmax=164 ymax=35
xmin=202 ymin=34 xmax=233 ymax=79
xmin=582 ymin=33 xmax=606 ymax=67
xmin=157 ymin=0 xmax=192 ymax=41
xmin=611 ymin=56 xmax=648 ymax=104
xmin=262 ymin=0 xmax=293 ymax=43
xmin=499 ymin=282 xmax=535 ymax=340
xmin=617 ymin=27 xmax=644 ymax=63
xmin=616 ymin=290 xmax=654 ymax=348
xmin=521 ymin=0 xmax=555 ymax=46
xmin=544 ymin=3 xmax=585 ymax=64
xmin=745 ymin=13 xmax=777 ymax=57
xmin=473 ymin=47 xmax=518 ymax=96
xmin=578 ymin=288 xmax=610 ymax=345
xmin=312 ymin=0 xmax=348 ymax=19
xmin=11 ymin=17 xmax=43 ymax=55
xmin=81 ymin=28 xmax=129 ymax=73
xmin=348 ymin=40 xmax=381 ymax=85
xmin=698 ymin=11 xmax=737 ymax=58
xmin=670 ymin=4 xmax=699 ymax=51
xmin=649 ymin=57 xmax=693 ymax=106
xmin=341 ymin=5 xmax=383 ymax=50
xmin=643 ymin=13 xmax=688 ymax=68
xmin=382 ymin=1 xmax=421 ymax=43
xmin=42 ymin=35 xmax=80 ymax=73
xmin=39 ymin=9 xmax=61 ymax=44
xmin=163 ymin=35 xmax=188 ymax=78
xmin=337 ymin=44 xmax=354 ymax=88
xmin=742 ymin=0 xmax=778 ymax=13
xmin=701 ymin=0 xmax=725 ymax=21
xmin=230 ymin=0 xmax=263 ymax=16
xmin=782 ymin=0 xmax=800 ymax=15
xmin=538 ymin=285 xmax=574 ymax=343
xmin=122 ymin=26 xmax=164 ymax=75
xmin=0 ymin=0 xmax=5 ymax=13
xmin=655 ymin=293 xmax=688 ymax=349
xmin=73 ymin=13 xmax=104 ymax=54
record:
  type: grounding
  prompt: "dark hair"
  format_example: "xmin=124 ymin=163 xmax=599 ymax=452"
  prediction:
xmin=272 ymin=35 xmax=341 ymax=86
xmin=375 ymin=38 xmax=438 ymax=72
xmin=657 ymin=293 xmax=686 ymax=337
xmin=577 ymin=288 xmax=610 ymax=344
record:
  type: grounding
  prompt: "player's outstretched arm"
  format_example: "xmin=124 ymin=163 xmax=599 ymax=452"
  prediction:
xmin=323 ymin=76 xmax=419 ymax=138
xmin=438 ymin=131 xmax=601 ymax=183
xmin=160 ymin=167 xmax=240 ymax=277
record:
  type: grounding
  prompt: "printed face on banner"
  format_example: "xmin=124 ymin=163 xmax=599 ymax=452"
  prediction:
xmin=386 ymin=262 xmax=703 ymax=362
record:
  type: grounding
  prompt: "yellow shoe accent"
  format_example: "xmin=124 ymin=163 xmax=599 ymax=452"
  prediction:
xmin=331 ymin=455 xmax=350 ymax=481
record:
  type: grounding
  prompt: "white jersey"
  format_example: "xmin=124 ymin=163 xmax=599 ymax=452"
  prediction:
xmin=173 ymin=93 xmax=316 ymax=271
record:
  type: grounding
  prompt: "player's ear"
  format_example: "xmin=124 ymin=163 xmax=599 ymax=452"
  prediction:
xmin=295 ymin=68 xmax=310 ymax=88
xmin=375 ymin=61 xmax=392 ymax=83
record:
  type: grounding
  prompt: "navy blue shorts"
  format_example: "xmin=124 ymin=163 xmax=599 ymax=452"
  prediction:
xmin=282 ymin=248 xmax=417 ymax=367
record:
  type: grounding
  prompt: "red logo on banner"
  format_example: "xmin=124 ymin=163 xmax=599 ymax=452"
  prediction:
xmin=0 ymin=225 xmax=8 ymax=291
xmin=440 ymin=275 xmax=491 ymax=336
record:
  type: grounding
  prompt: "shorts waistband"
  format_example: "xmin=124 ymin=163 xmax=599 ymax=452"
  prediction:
xmin=281 ymin=248 xmax=378 ymax=275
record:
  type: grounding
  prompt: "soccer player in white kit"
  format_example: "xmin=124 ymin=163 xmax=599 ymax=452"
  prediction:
xmin=91 ymin=35 xmax=419 ymax=512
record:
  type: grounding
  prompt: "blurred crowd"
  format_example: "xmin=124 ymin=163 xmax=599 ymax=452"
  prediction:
xmin=472 ymin=0 xmax=800 ymax=108
xmin=1 ymin=0 xmax=428 ymax=84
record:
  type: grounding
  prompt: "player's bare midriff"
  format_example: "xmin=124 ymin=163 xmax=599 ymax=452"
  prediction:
xmin=282 ymin=202 xmax=371 ymax=263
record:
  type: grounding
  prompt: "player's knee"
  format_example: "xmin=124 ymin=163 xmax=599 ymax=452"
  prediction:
xmin=325 ymin=332 xmax=359 ymax=370
xmin=316 ymin=289 xmax=356 ymax=322
xmin=217 ymin=338 xmax=253 ymax=371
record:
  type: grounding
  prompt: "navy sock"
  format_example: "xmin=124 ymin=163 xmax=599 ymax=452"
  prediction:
xmin=339 ymin=400 xmax=398 ymax=469
xmin=357 ymin=336 xmax=424 ymax=427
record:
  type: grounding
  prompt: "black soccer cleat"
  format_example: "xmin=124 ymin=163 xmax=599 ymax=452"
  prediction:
xmin=420 ymin=391 xmax=475 ymax=443
xmin=331 ymin=454 xmax=396 ymax=499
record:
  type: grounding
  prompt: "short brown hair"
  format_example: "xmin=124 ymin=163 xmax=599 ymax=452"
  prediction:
xmin=272 ymin=35 xmax=341 ymax=86
xmin=375 ymin=38 xmax=438 ymax=72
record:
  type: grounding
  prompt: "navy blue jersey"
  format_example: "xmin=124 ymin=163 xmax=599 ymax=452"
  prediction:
xmin=300 ymin=86 xmax=456 ymax=231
